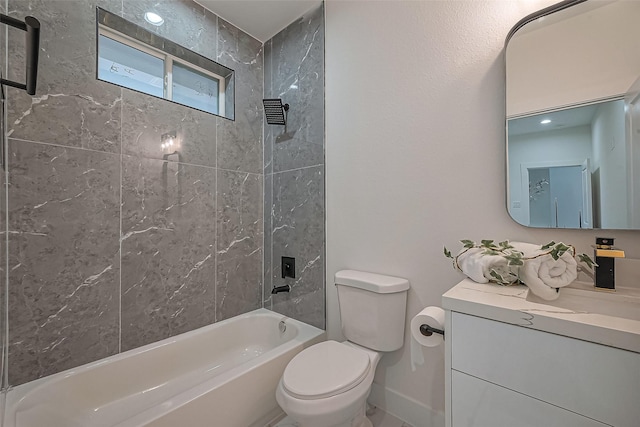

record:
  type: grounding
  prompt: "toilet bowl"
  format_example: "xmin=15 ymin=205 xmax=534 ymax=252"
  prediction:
xmin=276 ymin=341 xmax=380 ymax=427
xmin=276 ymin=270 xmax=410 ymax=427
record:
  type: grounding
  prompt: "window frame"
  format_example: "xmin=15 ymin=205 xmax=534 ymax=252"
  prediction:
xmin=98 ymin=25 xmax=226 ymax=116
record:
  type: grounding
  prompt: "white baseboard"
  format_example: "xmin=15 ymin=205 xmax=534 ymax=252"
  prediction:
xmin=367 ymin=382 xmax=445 ymax=427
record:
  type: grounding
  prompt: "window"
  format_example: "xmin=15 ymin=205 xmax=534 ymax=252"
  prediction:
xmin=172 ymin=62 xmax=220 ymax=115
xmin=98 ymin=34 xmax=164 ymax=98
xmin=96 ymin=8 xmax=234 ymax=120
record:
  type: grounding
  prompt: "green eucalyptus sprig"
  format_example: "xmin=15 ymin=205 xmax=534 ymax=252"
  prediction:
xmin=536 ymin=241 xmax=596 ymax=269
xmin=443 ymin=240 xmax=597 ymax=286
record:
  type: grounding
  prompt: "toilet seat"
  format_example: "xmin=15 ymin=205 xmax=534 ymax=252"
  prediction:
xmin=282 ymin=340 xmax=371 ymax=400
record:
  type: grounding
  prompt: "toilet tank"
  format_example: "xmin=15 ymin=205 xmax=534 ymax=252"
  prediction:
xmin=335 ymin=270 xmax=410 ymax=352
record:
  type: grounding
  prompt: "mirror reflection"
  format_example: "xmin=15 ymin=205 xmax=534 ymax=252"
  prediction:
xmin=506 ymin=0 xmax=640 ymax=229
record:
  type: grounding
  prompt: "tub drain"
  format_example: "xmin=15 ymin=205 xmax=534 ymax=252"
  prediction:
xmin=279 ymin=320 xmax=286 ymax=333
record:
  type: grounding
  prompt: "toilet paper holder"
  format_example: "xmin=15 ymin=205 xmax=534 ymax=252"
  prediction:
xmin=420 ymin=324 xmax=445 ymax=338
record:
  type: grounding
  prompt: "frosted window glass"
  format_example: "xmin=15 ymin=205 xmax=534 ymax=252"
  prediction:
xmin=97 ymin=34 xmax=164 ymax=98
xmin=172 ymin=63 xmax=219 ymax=115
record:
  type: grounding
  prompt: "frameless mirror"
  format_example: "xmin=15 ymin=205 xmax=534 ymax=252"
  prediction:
xmin=96 ymin=7 xmax=234 ymax=120
xmin=506 ymin=0 xmax=640 ymax=229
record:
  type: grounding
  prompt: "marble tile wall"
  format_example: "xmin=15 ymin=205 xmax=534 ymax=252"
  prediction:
xmin=1 ymin=0 xmax=6 ymax=394
xmin=263 ymin=5 xmax=325 ymax=329
xmin=3 ymin=0 xmax=263 ymax=385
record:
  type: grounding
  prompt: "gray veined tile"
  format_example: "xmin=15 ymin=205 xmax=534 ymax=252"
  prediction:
xmin=268 ymin=4 xmax=324 ymax=172
xmin=216 ymin=101 xmax=263 ymax=174
xmin=216 ymin=18 xmax=264 ymax=174
xmin=263 ymin=7 xmax=325 ymax=324
xmin=121 ymin=90 xmax=217 ymax=167
xmin=269 ymin=166 xmax=325 ymax=328
xmin=121 ymin=155 xmax=217 ymax=351
xmin=263 ymin=126 xmax=275 ymax=175
xmin=7 ymin=139 xmax=120 ymax=386
xmin=7 ymin=0 xmax=122 ymax=153
xmin=263 ymin=39 xmax=275 ymax=176
xmin=272 ymin=288 xmax=325 ymax=330
xmin=264 ymin=39 xmax=274 ymax=102
xmin=0 ymin=142 xmax=6 ymax=392
xmin=216 ymin=17 xmax=262 ymax=72
xmin=263 ymin=173 xmax=274 ymax=307
xmin=0 ymin=0 xmax=4 ymax=97
xmin=0 ymin=0 xmax=5 ymax=391
xmin=122 ymin=0 xmax=218 ymax=60
xmin=216 ymin=170 xmax=263 ymax=321
xmin=269 ymin=4 xmax=324 ymax=93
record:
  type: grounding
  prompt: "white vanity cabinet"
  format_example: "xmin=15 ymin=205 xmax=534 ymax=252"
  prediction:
xmin=445 ymin=311 xmax=640 ymax=427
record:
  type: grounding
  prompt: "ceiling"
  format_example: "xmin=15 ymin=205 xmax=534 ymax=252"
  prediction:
xmin=508 ymin=103 xmax=601 ymax=137
xmin=196 ymin=0 xmax=322 ymax=42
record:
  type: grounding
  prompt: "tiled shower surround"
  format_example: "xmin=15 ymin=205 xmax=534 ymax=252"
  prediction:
xmin=2 ymin=0 xmax=324 ymax=386
xmin=0 ymin=0 xmax=7 ymax=394
xmin=264 ymin=5 xmax=325 ymax=329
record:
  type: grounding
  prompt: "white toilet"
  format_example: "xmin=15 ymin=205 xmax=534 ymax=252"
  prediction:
xmin=276 ymin=270 xmax=410 ymax=427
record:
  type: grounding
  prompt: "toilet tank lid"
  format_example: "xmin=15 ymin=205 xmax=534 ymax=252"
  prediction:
xmin=335 ymin=270 xmax=410 ymax=293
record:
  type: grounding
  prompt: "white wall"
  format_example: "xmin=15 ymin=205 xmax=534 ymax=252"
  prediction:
xmin=325 ymin=1 xmax=640 ymax=426
xmin=592 ymin=100 xmax=627 ymax=228
xmin=507 ymin=1 xmax=640 ymax=116
xmin=508 ymin=126 xmax=592 ymax=225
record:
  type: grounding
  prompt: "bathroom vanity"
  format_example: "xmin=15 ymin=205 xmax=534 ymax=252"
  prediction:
xmin=442 ymin=279 xmax=640 ymax=427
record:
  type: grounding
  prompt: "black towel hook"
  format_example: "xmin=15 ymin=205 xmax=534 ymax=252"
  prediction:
xmin=1 ymin=14 xmax=40 ymax=95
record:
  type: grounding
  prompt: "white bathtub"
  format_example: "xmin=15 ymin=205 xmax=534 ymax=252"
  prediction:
xmin=4 ymin=309 xmax=325 ymax=427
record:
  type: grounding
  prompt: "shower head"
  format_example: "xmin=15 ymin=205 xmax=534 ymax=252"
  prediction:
xmin=262 ymin=98 xmax=289 ymax=125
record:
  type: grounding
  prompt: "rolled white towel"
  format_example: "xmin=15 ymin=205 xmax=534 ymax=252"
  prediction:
xmin=511 ymin=242 xmax=577 ymax=301
xmin=455 ymin=247 xmax=519 ymax=285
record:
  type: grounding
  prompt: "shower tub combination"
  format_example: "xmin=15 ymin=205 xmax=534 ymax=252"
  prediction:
xmin=4 ymin=309 xmax=324 ymax=427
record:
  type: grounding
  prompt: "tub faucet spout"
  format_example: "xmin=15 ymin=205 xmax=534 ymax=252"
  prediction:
xmin=271 ymin=285 xmax=290 ymax=294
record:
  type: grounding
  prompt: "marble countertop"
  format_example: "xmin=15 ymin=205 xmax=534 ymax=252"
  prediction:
xmin=442 ymin=279 xmax=640 ymax=354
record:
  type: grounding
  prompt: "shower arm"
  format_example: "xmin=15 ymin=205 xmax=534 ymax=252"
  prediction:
xmin=0 ymin=14 xmax=40 ymax=95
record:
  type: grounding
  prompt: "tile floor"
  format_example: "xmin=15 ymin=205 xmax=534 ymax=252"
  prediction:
xmin=272 ymin=406 xmax=412 ymax=427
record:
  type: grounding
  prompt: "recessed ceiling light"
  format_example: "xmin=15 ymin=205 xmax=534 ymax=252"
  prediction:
xmin=144 ymin=12 xmax=164 ymax=26
xmin=540 ymin=119 xmax=552 ymax=124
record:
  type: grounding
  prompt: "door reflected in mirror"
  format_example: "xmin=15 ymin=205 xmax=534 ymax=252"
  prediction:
xmin=506 ymin=0 xmax=640 ymax=230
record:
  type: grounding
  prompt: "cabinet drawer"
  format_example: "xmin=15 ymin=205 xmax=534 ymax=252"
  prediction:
xmin=452 ymin=371 xmax=608 ymax=427
xmin=451 ymin=312 xmax=640 ymax=427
